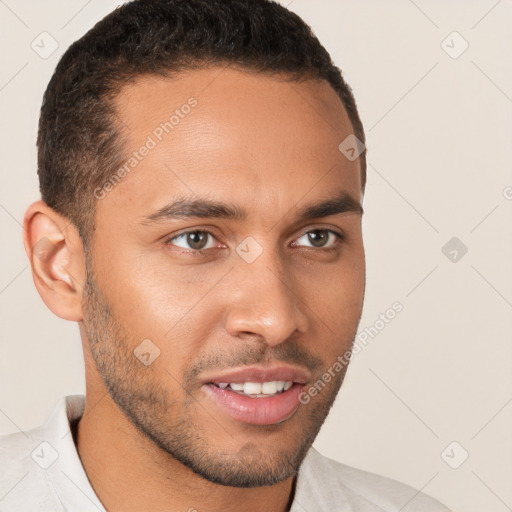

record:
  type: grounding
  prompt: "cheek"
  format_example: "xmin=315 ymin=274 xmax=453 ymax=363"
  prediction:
xmin=294 ymin=249 xmax=365 ymax=352
xmin=101 ymin=248 xmax=223 ymax=327
xmin=95 ymin=248 xmax=227 ymax=382
xmin=301 ymin=246 xmax=364 ymax=305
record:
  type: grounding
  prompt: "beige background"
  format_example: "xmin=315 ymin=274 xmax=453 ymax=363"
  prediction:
xmin=1 ymin=1 xmax=511 ymax=511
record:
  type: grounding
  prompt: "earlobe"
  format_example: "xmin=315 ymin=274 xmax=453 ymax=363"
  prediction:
xmin=23 ymin=201 xmax=86 ymax=322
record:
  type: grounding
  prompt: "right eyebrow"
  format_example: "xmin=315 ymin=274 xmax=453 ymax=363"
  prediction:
xmin=141 ymin=196 xmax=247 ymax=225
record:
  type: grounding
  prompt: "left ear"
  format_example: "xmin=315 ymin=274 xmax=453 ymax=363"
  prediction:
xmin=23 ymin=200 xmax=87 ymax=322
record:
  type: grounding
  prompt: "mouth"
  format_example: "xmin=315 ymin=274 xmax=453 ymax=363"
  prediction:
xmin=210 ymin=380 xmax=294 ymax=397
xmin=201 ymin=365 xmax=309 ymax=426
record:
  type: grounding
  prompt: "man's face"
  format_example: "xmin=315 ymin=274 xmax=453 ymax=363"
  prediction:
xmin=81 ymin=67 xmax=365 ymax=487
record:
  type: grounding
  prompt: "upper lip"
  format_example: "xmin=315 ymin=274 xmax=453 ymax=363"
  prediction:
xmin=203 ymin=364 xmax=310 ymax=385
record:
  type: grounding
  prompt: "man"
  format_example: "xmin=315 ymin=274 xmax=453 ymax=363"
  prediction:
xmin=1 ymin=0 xmax=451 ymax=510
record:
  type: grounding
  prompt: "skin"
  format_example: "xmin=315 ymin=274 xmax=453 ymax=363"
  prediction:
xmin=23 ymin=66 xmax=365 ymax=512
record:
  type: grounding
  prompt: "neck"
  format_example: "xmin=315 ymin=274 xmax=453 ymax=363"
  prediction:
xmin=76 ymin=390 xmax=296 ymax=512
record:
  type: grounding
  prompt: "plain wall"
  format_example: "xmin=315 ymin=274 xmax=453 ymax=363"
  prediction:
xmin=1 ymin=1 xmax=511 ymax=511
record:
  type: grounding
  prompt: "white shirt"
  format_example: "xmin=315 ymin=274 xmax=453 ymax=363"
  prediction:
xmin=0 ymin=395 xmax=451 ymax=511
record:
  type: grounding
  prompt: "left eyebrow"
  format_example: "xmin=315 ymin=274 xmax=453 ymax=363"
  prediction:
xmin=295 ymin=191 xmax=363 ymax=220
xmin=140 ymin=191 xmax=363 ymax=226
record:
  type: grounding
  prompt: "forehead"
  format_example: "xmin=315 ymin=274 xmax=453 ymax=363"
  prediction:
xmin=100 ymin=67 xmax=361 ymax=224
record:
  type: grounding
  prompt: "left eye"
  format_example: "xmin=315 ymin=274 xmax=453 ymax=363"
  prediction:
xmin=168 ymin=231 xmax=217 ymax=251
xmin=293 ymin=229 xmax=341 ymax=248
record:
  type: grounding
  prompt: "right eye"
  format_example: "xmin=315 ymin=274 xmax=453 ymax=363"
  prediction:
xmin=166 ymin=230 xmax=219 ymax=251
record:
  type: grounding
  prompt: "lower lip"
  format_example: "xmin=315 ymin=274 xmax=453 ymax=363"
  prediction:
xmin=202 ymin=383 xmax=304 ymax=425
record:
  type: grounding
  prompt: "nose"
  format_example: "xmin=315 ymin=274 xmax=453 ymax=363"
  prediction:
xmin=223 ymin=258 xmax=309 ymax=347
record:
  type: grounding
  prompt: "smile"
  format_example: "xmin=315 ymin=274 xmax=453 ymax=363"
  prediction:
xmin=212 ymin=380 xmax=293 ymax=397
xmin=203 ymin=381 xmax=304 ymax=425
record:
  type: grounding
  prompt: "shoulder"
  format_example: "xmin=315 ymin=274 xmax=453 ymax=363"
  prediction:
xmin=0 ymin=396 xmax=88 ymax=511
xmin=0 ymin=424 xmax=63 ymax=510
xmin=294 ymin=447 xmax=452 ymax=512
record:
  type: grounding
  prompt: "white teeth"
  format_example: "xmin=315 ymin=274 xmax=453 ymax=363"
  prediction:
xmin=217 ymin=381 xmax=294 ymax=396
xmin=261 ymin=381 xmax=277 ymax=394
xmin=243 ymin=382 xmax=262 ymax=395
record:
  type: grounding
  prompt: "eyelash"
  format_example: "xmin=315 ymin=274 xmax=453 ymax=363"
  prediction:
xmin=164 ymin=228 xmax=345 ymax=254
